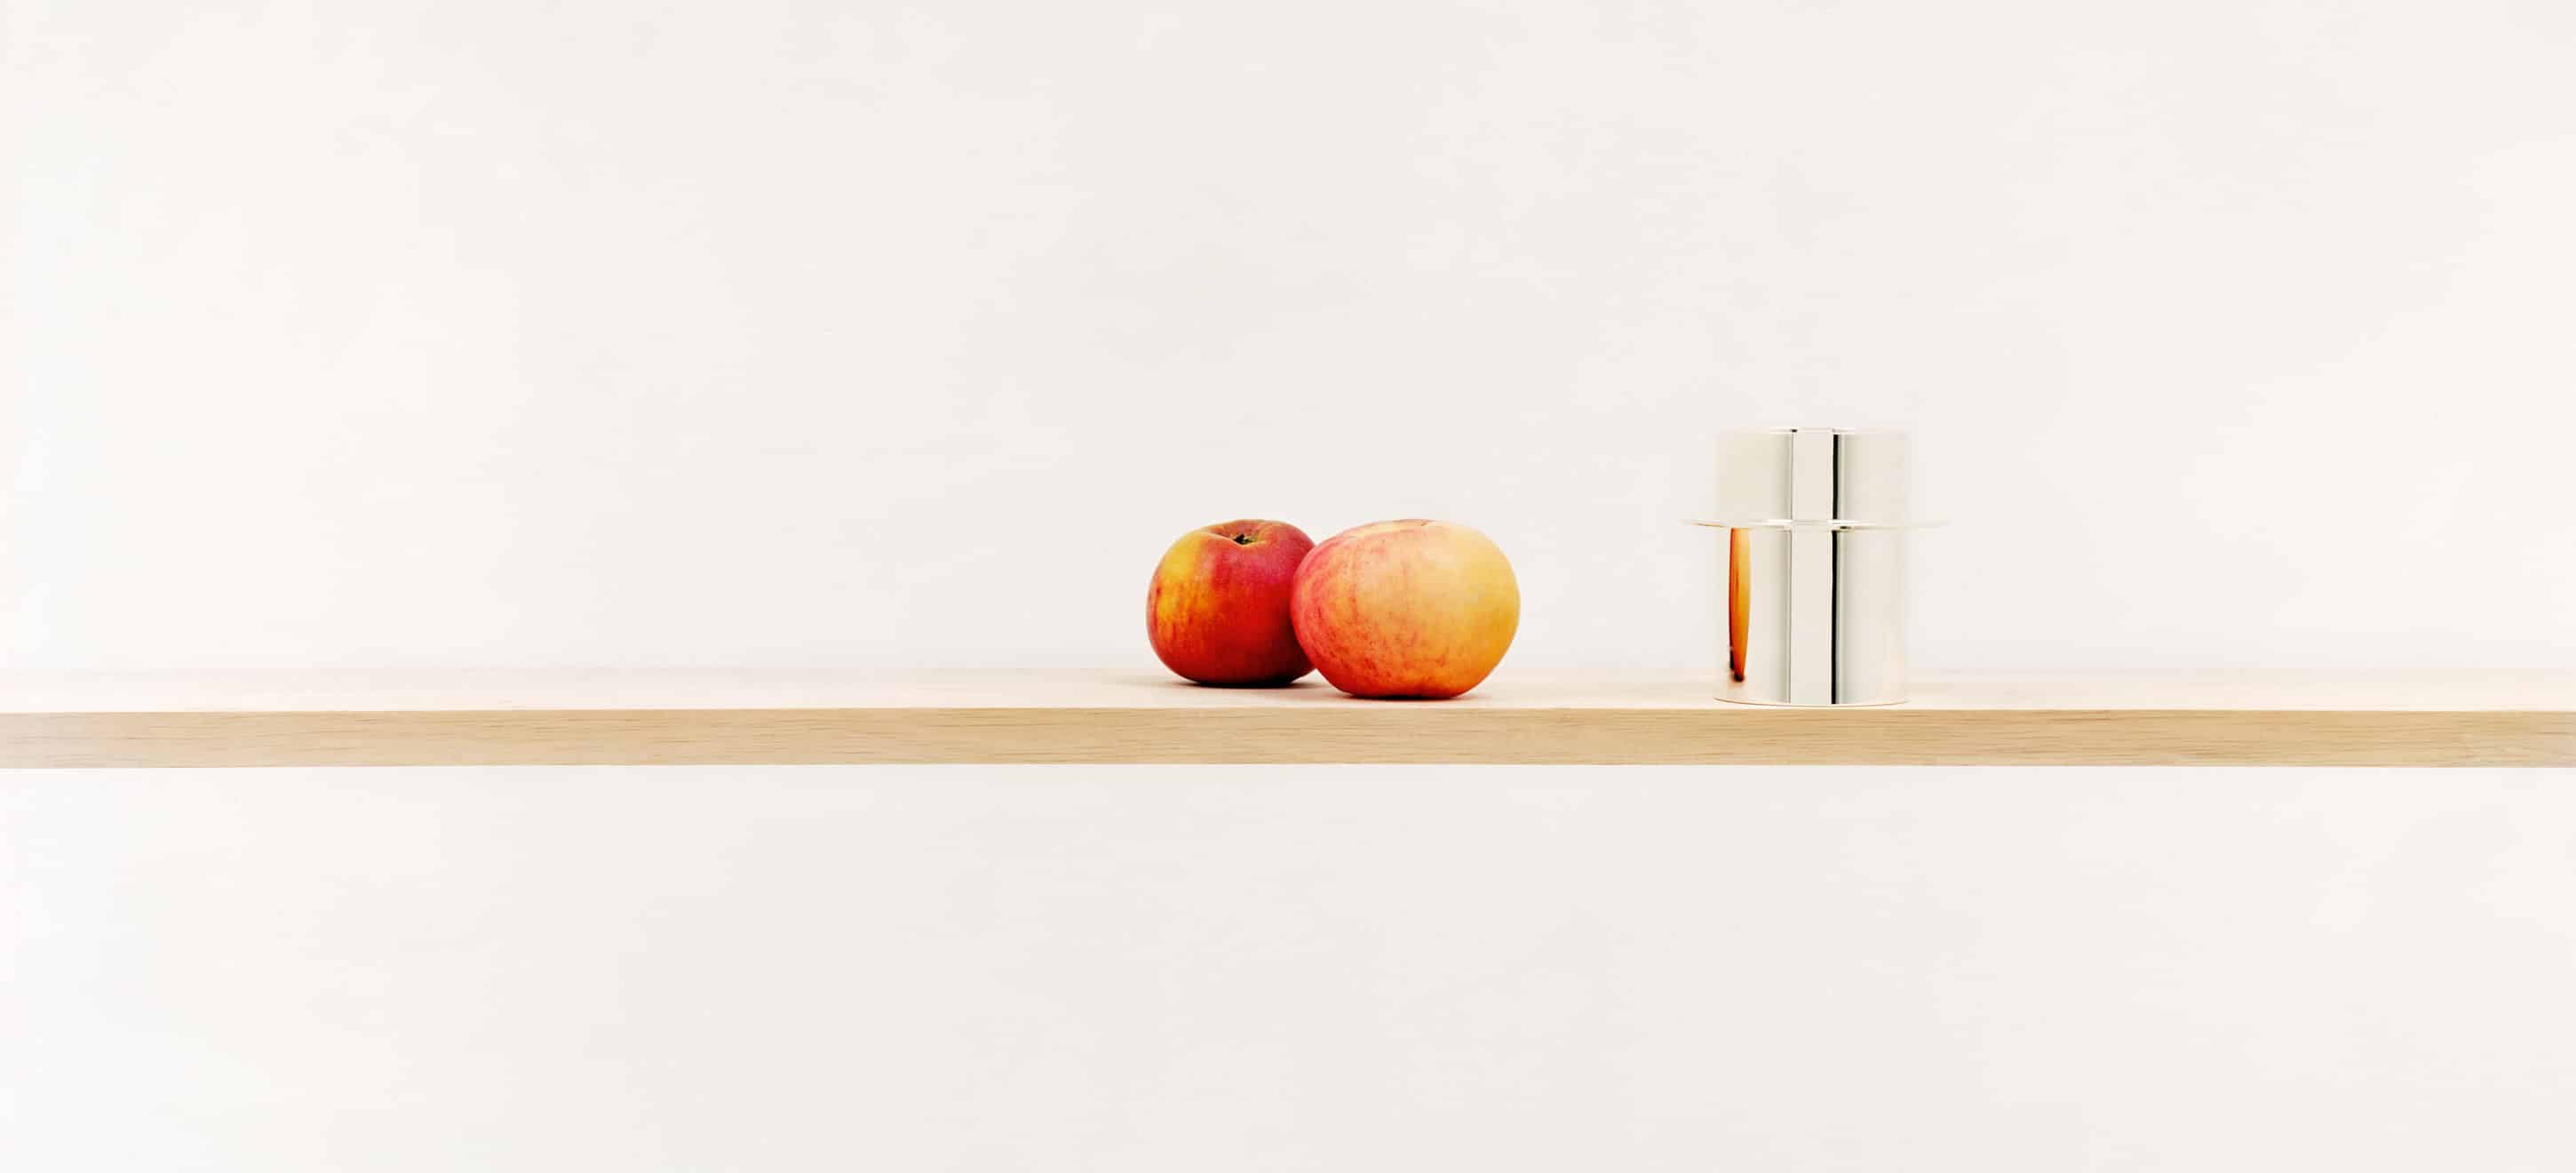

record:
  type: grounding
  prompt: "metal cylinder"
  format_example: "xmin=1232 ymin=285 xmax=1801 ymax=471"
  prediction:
xmin=1695 ymin=428 xmax=1927 ymax=706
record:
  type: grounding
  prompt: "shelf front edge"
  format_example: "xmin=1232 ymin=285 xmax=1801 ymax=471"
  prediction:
xmin=2 ymin=706 xmax=2569 ymax=768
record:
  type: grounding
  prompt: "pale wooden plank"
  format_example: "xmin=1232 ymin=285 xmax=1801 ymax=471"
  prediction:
xmin=2 ymin=670 xmax=2571 ymax=713
xmin=0 ymin=672 xmax=2567 ymax=768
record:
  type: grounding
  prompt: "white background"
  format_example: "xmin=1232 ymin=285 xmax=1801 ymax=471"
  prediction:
xmin=5 ymin=0 xmax=2574 ymax=1169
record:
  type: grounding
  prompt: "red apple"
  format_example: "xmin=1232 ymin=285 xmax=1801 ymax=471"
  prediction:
xmin=1290 ymin=519 xmax=1518 ymax=699
xmin=1146 ymin=519 xmax=1316 ymax=686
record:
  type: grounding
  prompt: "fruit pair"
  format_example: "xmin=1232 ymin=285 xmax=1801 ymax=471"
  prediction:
xmin=1146 ymin=518 xmax=1519 ymax=699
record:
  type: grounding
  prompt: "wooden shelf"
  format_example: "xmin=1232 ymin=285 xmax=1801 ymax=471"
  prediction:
xmin=2 ymin=671 xmax=2568 ymax=768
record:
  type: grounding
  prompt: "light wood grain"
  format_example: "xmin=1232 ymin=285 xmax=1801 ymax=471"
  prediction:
xmin=1 ymin=671 xmax=2569 ymax=768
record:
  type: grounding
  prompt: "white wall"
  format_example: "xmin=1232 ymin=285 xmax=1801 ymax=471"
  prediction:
xmin=9 ymin=766 xmax=2576 ymax=1171
xmin=6 ymin=1 xmax=2574 ymax=1169
xmin=6 ymin=0 xmax=2571 ymax=674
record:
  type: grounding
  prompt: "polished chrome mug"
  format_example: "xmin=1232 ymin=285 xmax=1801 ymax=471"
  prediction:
xmin=1690 ymin=428 xmax=1930 ymax=706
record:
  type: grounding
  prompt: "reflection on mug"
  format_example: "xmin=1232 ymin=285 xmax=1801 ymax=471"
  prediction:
xmin=1729 ymin=527 xmax=1749 ymax=682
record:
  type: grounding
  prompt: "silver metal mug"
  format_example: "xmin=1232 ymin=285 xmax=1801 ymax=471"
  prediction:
xmin=1692 ymin=428 xmax=1929 ymax=706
